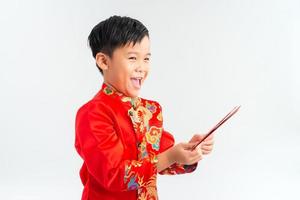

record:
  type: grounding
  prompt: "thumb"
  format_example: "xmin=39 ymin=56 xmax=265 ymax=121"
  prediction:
xmin=182 ymin=142 xmax=196 ymax=150
xmin=189 ymin=134 xmax=204 ymax=143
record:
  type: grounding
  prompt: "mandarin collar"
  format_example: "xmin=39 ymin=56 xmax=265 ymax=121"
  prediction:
xmin=101 ymin=82 xmax=141 ymax=109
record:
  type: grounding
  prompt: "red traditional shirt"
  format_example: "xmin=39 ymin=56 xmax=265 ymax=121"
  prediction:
xmin=75 ymin=82 xmax=197 ymax=200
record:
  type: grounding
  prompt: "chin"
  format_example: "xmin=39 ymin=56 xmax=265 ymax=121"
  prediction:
xmin=127 ymin=90 xmax=140 ymax=98
xmin=129 ymin=93 xmax=139 ymax=98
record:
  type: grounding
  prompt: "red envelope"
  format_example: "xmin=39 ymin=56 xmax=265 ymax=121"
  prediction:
xmin=191 ymin=106 xmax=241 ymax=150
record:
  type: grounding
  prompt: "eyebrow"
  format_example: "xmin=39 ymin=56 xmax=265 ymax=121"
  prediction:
xmin=127 ymin=51 xmax=151 ymax=56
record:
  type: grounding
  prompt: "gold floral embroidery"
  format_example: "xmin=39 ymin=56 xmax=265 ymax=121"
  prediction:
xmin=127 ymin=100 xmax=160 ymax=199
xmin=145 ymin=101 xmax=157 ymax=113
xmin=103 ymin=86 xmax=113 ymax=95
xmin=102 ymin=83 xmax=161 ymax=199
xmin=100 ymin=82 xmax=196 ymax=199
xmin=121 ymin=96 xmax=132 ymax=103
xmin=122 ymin=96 xmax=141 ymax=109
xmin=137 ymin=176 xmax=157 ymax=200
xmin=145 ymin=126 xmax=162 ymax=151
xmin=138 ymin=138 xmax=148 ymax=159
xmin=128 ymin=105 xmax=152 ymax=132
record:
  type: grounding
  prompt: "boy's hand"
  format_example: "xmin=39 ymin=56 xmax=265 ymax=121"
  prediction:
xmin=189 ymin=134 xmax=214 ymax=155
xmin=171 ymin=142 xmax=203 ymax=165
xmin=157 ymin=142 xmax=202 ymax=172
xmin=157 ymin=134 xmax=215 ymax=171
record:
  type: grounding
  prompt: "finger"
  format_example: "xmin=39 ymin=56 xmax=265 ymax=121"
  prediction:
xmin=190 ymin=143 xmax=203 ymax=152
xmin=201 ymin=145 xmax=213 ymax=151
xmin=194 ymin=134 xmax=203 ymax=140
xmin=207 ymin=133 xmax=214 ymax=139
xmin=189 ymin=134 xmax=202 ymax=143
xmin=203 ymin=147 xmax=213 ymax=153
xmin=202 ymin=139 xmax=214 ymax=146
xmin=201 ymin=133 xmax=214 ymax=142
xmin=202 ymin=145 xmax=213 ymax=151
xmin=202 ymin=144 xmax=214 ymax=149
xmin=187 ymin=148 xmax=200 ymax=157
xmin=195 ymin=134 xmax=213 ymax=144
xmin=202 ymin=147 xmax=213 ymax=154
xmin=180 ymin=150 xmax=200 ymax=165
xmin=187 ymin=152 xmax=202 ymax=163
xmin=202 ymin=150 xmax=211 ymax=155
xmin=201 ymin=144 xmax=212 ymax=150
xmin=187 ymin=146 xmax=203 ymax=157
xmin=182 ymin=142 xmax=197 ymax=150
xmin=191 ymin=152 xmax=203 ymax=163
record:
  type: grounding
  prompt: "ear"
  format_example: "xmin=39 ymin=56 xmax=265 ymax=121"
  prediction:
xmin=95 ymin=52 xmax=110 ymax=71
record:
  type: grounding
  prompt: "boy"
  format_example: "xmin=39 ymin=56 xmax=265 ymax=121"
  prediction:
xmin=75 ymin=15 xmax=214 ymax=200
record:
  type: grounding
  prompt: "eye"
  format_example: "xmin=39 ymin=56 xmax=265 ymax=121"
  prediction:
xmin=144 ymin=57 xmax=150 ymax=61
xmin=129 ymin=56 xmax=137 ymax=60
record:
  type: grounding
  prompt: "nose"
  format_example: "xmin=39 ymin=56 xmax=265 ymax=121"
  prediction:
xmin=135 ymin=62 xmax=144 ymax=73
xmin=135 ymin=67 xmax=142 ymax=73
xmin=134 ymin=59 xmax=149 ymax=75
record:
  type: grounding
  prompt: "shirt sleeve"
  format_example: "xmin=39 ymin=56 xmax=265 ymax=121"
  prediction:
xmin=158 ymin=130 xmax=198 ymax=175
xmin=75 ymin=101 xmax=157 ymax=192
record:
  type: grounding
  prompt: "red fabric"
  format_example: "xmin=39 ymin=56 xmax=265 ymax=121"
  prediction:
xmin=75 ymin=83 xmax=197 ymax=200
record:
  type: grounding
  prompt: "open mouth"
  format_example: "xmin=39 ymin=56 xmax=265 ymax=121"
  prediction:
xmin=131 ymin=77 xmax=142 ymax=89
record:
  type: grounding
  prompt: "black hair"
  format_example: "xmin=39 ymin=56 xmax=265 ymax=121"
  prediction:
xmin=88 ymin=15 xmax=149 ymax=74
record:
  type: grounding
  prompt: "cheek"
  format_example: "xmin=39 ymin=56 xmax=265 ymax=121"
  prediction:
xmin=145 ymin=63 xmax=150 ymax=72
xmin=116 ymin=61 xmax=131 ymax=77
xmin=144 ymin=73 xmax=148 ymax=81
xmin=144 ymin=67 xmax=149 ymax=78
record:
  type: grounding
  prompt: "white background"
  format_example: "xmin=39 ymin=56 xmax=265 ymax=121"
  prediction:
xmin=0 ymin=0 xmax=299 ymax=199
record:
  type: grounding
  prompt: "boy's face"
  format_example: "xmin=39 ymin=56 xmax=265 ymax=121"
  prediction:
xmin=102 ymin=36 xmax=151 ymax=97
